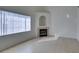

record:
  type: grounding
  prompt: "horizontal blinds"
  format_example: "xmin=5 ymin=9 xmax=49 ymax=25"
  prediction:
xmin=0 ymin=10 xmax=31 ymax=36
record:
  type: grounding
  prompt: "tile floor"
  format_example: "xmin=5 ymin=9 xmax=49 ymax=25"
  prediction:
xmin=2 ymin=37 xmax=79 ymax=53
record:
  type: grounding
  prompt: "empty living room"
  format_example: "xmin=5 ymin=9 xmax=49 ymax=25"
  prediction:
xmin=0 ymin=6 xmax=78 ymax=53
xmin=1 ymin=0 xmax=79 ymax=59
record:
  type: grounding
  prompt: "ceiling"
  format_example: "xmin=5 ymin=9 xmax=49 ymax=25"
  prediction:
xmin=0 ymin=6 xmax=46 ymax=15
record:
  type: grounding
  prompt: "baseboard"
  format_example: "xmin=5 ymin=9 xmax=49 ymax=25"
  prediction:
xmin=58 ymin=36 xmax=77 ymax=40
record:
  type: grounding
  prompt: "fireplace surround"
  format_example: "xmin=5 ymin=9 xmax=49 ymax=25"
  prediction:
xmin=35 ymin=12 xmax=49 ymax=37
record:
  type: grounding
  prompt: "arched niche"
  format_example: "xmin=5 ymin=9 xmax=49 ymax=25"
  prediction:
xmin=39 ymin=16 xmax=46 ymax=26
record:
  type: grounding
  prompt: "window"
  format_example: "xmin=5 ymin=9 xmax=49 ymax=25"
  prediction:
xmin=0 ymin=10 xmax=31 ymax=36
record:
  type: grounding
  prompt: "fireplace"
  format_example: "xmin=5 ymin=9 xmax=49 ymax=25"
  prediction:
xmin=39 ymin=29 xmax=48 ymax=37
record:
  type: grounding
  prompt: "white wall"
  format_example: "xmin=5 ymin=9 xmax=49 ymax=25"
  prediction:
xmin=0 ymin=6 xmax=45 ymax=51
xmin=44 ymin=6 xmax=77 ymax=38
xmin=77 ymin=7 xmax=79 ymax=40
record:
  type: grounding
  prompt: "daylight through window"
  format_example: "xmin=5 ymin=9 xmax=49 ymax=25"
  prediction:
xmin=0 ymin=10 xmax=31 ymax=36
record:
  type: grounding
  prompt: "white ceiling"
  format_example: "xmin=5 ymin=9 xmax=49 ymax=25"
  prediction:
xmin=0 ymin=6 xmax=46 ymax=15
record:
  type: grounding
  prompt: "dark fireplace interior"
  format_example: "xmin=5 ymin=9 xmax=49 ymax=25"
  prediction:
xmin=39 ymin=29 xmax=48 ymax=37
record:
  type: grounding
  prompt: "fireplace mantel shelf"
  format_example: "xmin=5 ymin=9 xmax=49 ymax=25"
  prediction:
xmin=38 ymin=26 xmax=48 ymax=29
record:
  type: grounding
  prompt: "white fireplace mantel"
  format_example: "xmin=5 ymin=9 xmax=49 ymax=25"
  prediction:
xmin=35 ymin=12 xmax=50 ymax=37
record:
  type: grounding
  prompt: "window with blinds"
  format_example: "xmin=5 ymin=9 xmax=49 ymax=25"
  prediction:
xmin=0 ymin=10 xmax=31 ymax=36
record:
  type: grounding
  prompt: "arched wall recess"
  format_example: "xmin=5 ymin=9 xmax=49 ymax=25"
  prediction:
xmin=39 ymin=16 xmax=46 ymax=26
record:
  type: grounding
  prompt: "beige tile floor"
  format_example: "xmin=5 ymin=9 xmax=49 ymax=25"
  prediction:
xmin=2 ymin=37 xmax=79 ymax=53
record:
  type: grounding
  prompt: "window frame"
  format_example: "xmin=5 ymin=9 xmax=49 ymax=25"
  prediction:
xmin=0 ymin=10 xmax=31 ymax=36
